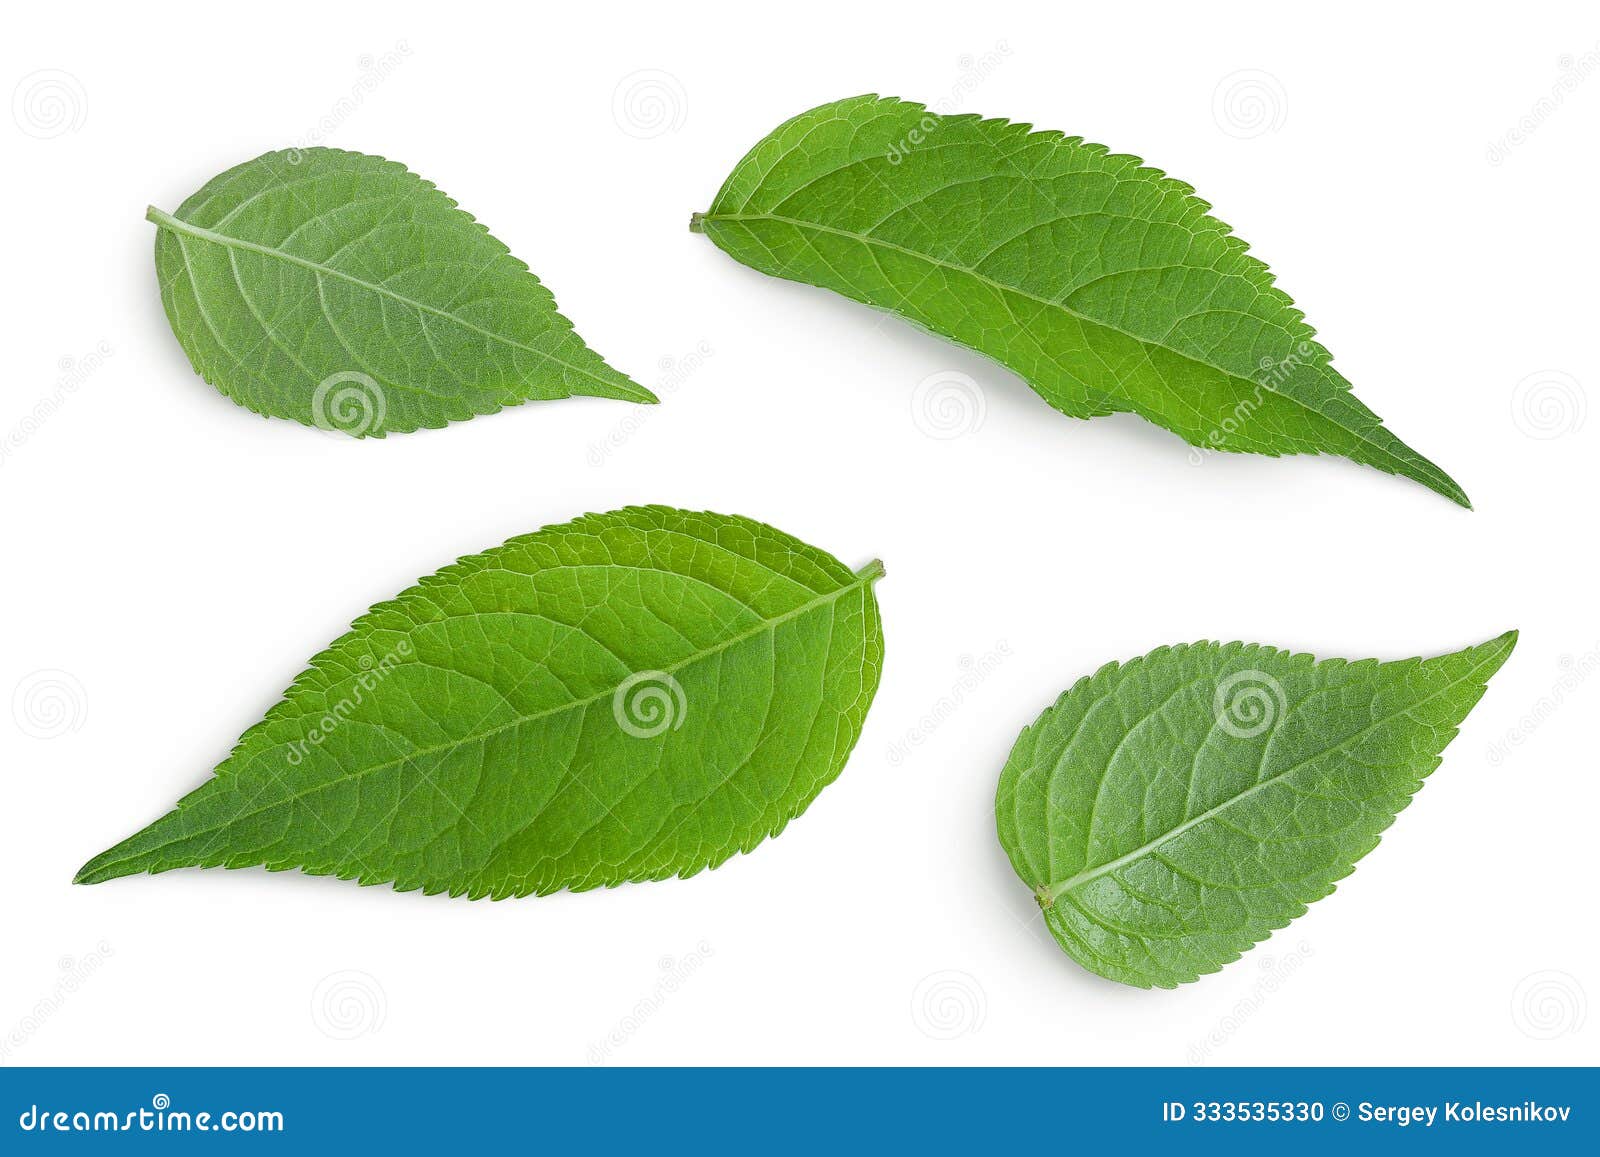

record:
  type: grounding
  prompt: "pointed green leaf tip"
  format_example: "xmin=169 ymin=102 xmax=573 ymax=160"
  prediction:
xmin=694 ymin=94 xmax=1469 ymax=507
xmin=149 ymin=147 xmax=655 ymax=436
xmin=77 ymin=507 xmax=885 ymax=898
xmin=996 ymin=630 xmax=1516 ymax=988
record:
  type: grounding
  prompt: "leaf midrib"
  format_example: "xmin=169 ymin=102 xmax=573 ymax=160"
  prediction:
xmin=147 ymin=206 xmax=654 ymax=403
xmin=699 ymin=209 xmax=1427 ymax=481
xmin=1038 ymin=636 xmax=1512 ymax=903
xmin=79 ymin=561 xmax=884 ymax=877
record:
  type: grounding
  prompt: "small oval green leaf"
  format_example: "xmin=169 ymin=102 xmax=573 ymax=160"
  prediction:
xmin=151 ymin=147 xmax=655 ymax=436
xmin=996 ymin=632 xmax=1516 ymax=987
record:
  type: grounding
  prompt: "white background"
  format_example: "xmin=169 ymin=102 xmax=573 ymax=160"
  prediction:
xmin=3 ymin=1 xmax=1596 ymax=1067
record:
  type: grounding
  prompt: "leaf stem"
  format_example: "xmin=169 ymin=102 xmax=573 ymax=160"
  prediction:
xmin=854 ymin=559 xmax=886 ymax=582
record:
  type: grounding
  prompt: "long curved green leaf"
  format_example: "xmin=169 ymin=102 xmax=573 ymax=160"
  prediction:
xmin=150 ymin=147 xmax=655 ymax=435
xmin=694 ymin=95 xmax=1468 ymax=507
xmin=77 ymin=507 xmax=884 ymax=898
xmin=996 ymin=632 xmax=1516 ymax=988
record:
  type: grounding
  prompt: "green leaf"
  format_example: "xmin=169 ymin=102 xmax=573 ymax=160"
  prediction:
xmin=693 ymin=95 xmax=1468 ymax=507
xmin=149 ymin=147 xmax=655 ymax=436
xmin=995 ymin=631 xmax=1516 ymax=988
xmin=76 ymin=507 xmax=884 ymax=898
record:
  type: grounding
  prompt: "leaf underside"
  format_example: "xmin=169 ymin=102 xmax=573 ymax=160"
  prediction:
xmin=77 ymin=507 xmax=884 ymax=899
xmin=150 ymin=147 xmax=654 ymax=436
xmin=995 ymin=632 xmax=1516 ymax=988
xmin=694 ymin=95 xmax=1468 ymax=507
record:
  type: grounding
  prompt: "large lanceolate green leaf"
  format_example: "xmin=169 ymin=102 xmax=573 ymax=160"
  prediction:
xmin=996 ymin=632 xmax=1516 ymax=988
xmin=150 ymin=148 xmax=655 ymax=435
xmin=77 ymin=508 xmax=884 ymax=898
xmin=694 ymin=95 xmax=1468 ymax=507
